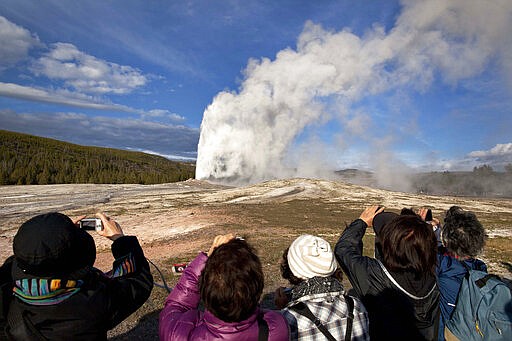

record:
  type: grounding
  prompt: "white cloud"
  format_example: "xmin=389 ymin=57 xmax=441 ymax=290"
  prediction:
xmin=429 ymin=143 xmax=512 ymax=171
xmin=0 ymin=16 xmax=40 ymax=71
xmin=0 ymin=109 xmax=199 ymax=157
xmin=0 ymin=82 xmax=188 ymax=126
xmin=468 ymin=143 xmax=512 ymax=158
xmin=126 ymin=148 xmax=197 ymax=161
xmin=0 ymin=82 xmax=137 ymax=112
xmin=31 ymin=42 xmax=147 ymax=94
xmin=146 ymin=109 xmax=186 ymax=122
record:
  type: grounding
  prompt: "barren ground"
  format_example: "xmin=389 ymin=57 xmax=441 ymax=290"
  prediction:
xmin=1 ymin=178 xmax=511 ymax=340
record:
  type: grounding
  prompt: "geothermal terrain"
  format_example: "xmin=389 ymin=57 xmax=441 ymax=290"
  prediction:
xmin=1 ymin=178 xmax=512 ymax=340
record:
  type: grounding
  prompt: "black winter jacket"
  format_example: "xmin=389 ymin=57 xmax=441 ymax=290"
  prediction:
xmin=335 ymin=219 xmax=440 ymax=341
xmin=2 ymin=236 xmax=153 ymax=341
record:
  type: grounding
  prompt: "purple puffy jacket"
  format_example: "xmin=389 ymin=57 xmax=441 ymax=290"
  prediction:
xmin=159 ymin=252 xmax=290 ymax=341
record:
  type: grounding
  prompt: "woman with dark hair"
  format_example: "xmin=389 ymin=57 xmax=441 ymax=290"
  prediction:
xmin=335 ymin=206 xmax=440 ymax=341
xmin=434 ymin=206 xmax=488 ymax=340
xmin=275 ymin=234 xmax=369 ymax=340
xmin=159 ymin=234 xmax=289 ymax=340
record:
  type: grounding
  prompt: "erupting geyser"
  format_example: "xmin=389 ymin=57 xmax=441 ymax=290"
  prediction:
xmin=196 ymin=0 xmax=512 ymax=185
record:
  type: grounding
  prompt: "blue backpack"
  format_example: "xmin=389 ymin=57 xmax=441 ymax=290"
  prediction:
xmin=445 ymin=265 xmax=512 ymax=340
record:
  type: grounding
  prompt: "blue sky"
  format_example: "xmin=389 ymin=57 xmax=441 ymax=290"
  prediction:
xmin=1 ymin=1 xmax=511 ymax=183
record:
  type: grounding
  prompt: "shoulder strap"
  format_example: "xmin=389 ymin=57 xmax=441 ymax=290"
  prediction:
xmin=6 ymin=308 xmax=48 ymax=341
xmin=344 ymin=295 xmax=354 ymax=341
xmin=257 ymin=313 xmax=269 ymax=341
xmin=289 ymin=302 xmax=337 ymax=341
xmin=459 ymin=259 xmax=471 ymax=275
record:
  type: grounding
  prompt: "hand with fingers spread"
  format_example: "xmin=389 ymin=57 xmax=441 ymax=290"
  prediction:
xmin=96 ymin=212 xmax=124 ymax=241
xmin=359 ymin=205 xmax=385 ymax=227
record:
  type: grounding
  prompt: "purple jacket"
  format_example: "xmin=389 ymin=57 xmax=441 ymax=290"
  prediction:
xmin=159 ymin=252 xmax=289 ymax=341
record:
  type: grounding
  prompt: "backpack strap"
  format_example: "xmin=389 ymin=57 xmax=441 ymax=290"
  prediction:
xmin=343 ymin=295 xmax=355 ymax=341
xmin=459 ymin=259 xmax=471 ymax=275
xmin=6 ymin=308 xmax=48 ymax=341
xmin=458 ymin=259 xmax=499 ymax=288
xmin=288 ymin=302 xmax=337 ymax=341
xmin=257 ymin=313 xmax=269 ymax=341
xmin=475 ymin=274 xmax=502 ymax=288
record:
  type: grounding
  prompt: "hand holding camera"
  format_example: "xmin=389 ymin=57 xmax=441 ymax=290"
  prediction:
xmin=76 ymin=213 xmax=124 ymax=241
xmin=79 ymin=218 xmax=104 ymax=231
xmin=418 ymin=207 xmax=440 ymax=230
xmin=359 ymin=205 xmax=385 ymax=227
xmin=96 ymin=212 xmax=124 ymax=241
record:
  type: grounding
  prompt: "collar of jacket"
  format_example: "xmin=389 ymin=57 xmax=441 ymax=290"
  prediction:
xmin=13 ymin=277 xmax=83 ymax=306
xmin=203 ymin=307 xmax=261 ymax=333
xmin=291 ymin=276 xmax=344 ymax=302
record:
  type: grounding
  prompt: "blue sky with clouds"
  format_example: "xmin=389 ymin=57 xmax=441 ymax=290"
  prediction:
xmin=1 ymin=1 xmax=511 ymax=182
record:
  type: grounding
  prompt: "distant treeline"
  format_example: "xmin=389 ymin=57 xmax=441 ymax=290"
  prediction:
xmin=0 ymin=130 xmax=195 ymax=185
xmin=412 ymin=165 xmax=512 ymax=198
xmin=336 ymin=165 xmax=512 ymax=198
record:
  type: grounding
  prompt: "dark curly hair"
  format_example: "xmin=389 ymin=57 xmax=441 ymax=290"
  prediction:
xmin=199 ymin=238 xmax=264 ymax=323
xmin=442 ymin=206 xmax=486 ymax=258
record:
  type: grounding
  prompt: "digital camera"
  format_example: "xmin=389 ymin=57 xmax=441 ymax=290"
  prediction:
xmin=172 ymin=263 xmax=188 ymax=274
xmin=79 ymin=218 xmax=103 ymax=232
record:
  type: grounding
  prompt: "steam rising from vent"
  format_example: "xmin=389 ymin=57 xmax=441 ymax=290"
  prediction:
xmin=197 ymin=0 xmax=512 ymax=185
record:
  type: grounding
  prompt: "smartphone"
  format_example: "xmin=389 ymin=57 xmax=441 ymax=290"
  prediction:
xmin=425 ymin=209 xmax=433 ymax=222
xmin=79 ymin=218 xmax=103 ymax=231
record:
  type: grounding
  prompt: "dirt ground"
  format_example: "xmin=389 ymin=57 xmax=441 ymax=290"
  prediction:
xmin=1 ymin=178 xmax=512 ymax=340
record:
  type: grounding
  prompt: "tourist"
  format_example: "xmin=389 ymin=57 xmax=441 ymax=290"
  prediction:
xmin=159 ymin=234 xmax=289 ymax=340
xmin=335 ymin=206 xmax=440 ymax=340
xmin=434 ymin=206 xmax=487 ymax=340
xmin=275 ymin=234 xmax=369 ymax=340
xmin=0 ymin=212 xmax=153 ymax=340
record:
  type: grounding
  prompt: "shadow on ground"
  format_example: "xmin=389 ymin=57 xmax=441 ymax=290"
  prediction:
xmin=109 ymin=311 xmax=160 ymax=341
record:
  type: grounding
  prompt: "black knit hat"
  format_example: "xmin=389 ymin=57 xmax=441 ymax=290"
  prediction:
xmin=13 ymin=212 xmax=96 ymax=276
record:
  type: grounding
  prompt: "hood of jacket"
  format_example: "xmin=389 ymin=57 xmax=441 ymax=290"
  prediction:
xmin=13 ymin=212 xmax=96 ymax=277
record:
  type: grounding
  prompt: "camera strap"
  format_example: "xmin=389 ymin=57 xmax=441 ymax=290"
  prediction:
xmin=257 ymin=313 xmax=269 ymax=341
xmin=289 ymin=298 xmax=354 ymax=341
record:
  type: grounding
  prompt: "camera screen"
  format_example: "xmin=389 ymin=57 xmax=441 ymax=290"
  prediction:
xmin=80 ymin=219 xmax=99 ymax=230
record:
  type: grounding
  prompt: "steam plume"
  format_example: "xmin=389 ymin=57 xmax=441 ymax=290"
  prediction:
xmin=197 ymin=0 xmax=512 ymax=185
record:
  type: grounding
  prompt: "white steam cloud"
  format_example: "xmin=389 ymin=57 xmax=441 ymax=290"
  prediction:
xmin=197 ymin=0 xmax=512 ymax=185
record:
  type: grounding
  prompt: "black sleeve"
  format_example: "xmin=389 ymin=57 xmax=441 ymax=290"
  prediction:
xmin=0 ymin=256 xmax=14 ymax=328
xmin=105 ymin=236 xmax=153 ymax=328
xmin=334 ymin=219 xmax=374 ymax=297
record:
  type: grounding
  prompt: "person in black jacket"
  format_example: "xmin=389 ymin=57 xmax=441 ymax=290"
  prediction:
xmin=335 ymin=205 xmax=440 ymax=341
xmin=0 ymin=212 xmax=153 ymax=340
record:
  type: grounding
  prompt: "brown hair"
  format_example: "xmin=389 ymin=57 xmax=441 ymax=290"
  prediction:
xmin=380 ymin=215 xmax=437 ymax=275
xmin=200 ymin=239 xmax=264 ymax=322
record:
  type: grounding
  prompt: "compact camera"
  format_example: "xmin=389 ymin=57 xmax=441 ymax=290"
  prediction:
xmin=79 ymin=218 xmax=103 ymax=232
xmin=172 ymin=263 xmax=188 ymax=274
